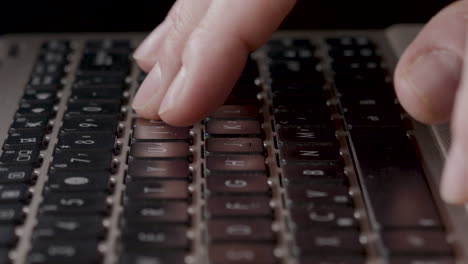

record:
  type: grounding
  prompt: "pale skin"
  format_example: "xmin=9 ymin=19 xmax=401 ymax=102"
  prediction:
xmin=132 ymin=0 xmax=468 ymax=204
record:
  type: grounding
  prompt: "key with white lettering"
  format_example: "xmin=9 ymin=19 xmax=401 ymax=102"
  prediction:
xmin=61 ymin=117 xmax=119 ymax=134
xmin=291 ymin=207 xmax=358 ymax=230
xmin=382 ymin=230 xmax=453 ymax=256
xmin=0 ymin=167 xmax=35 ymax=184
xmin=123 ymin=201 xmax=189 ymax=224
xmin=208 ymin=219 xmax=275 ymax=242
xmin=65 ymin=101 xmax=121 ymax=117
xmin=120 ymin=251 xmax=186 ymax=264
xmin=0 ymin=147 xmax=41 ymax=167
xmin=295 ymin=230 xmax=364 ymax=255
xmin=3 ymin=131 xmax=45 ymax=150
xmin=28 ymin=241 xmax=101 ymax=264
xmin=206 ymin=196 xmax=272 ymax=218
xmin=279 ymin=145 xmax=342 ymax=164
xmin=56 ymin=132 xmax=115 ymax=151
xmin=277 ymin=127 xmax=337 ymax=145
xmin=205 ymin=138 xmax=264 ymax=154
xmin=33 ymin=216 xmax=106 ymax=240
xmin=206 ymin=174 xmax=269 ymax=194
xmin=206 ymin=120 xmax=261 ymax=137
xmin=206 ymin=155 xmax=266 ymax=173
xmin=282 ymin=164 xmax=347 ymax=185
xmin=50 ymin=150 xmax=113 ymax=172
xmin=44 ymin=171 xmax=111 ymax=193
xmin=129 ymin=142 xmax=190 ymax=160
xmin=0 ymin=204 xmax=26 ymax=224
xmin=10 ymin=116 xmax=50 ymax=133
xmin=286 ymin=184 xmax=352 ymax=206
xmin=0 ymin=184 xmax=31 ymax=203
xmin=38 ymin=193 xmax=109 ymax=215
xmin=127 ymin=160 xmax=190 ymax=181
xmin=121 ymin=225 xmax=188 ymax=249
xmin=125 ymin=181 xmax=189 ymax=200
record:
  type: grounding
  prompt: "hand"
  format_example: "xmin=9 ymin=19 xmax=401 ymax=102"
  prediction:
xmin=132 ymin=0 xmax=296 ymax=126
xmin=394 ymin=1 xmax=468 ymax=204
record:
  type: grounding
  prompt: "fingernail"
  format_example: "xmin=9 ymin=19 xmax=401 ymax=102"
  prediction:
xmin=404 ymin=50 xmax=462 ymax=113
xmin=132 ymin=62 xmax=162 ymax=109
xmin=159 ymin=67 xmax=187 ymax=115
xmin=441 ymin=143 xmax=468 ymax=203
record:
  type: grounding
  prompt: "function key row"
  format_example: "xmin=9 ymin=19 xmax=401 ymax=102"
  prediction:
xmin=27 ymin=39 xmax=132 ymax=264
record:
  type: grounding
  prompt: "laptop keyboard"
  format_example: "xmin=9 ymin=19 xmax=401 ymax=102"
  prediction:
xmin=0 ymin=35 xmax=456 ymax=264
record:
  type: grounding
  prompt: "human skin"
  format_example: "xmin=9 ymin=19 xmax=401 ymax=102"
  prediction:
xmin=131 ymin=0 xmax=468 ymax=204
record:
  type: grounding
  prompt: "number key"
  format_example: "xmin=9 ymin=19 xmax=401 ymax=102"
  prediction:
xmin=50 ymin=150 xmax=114 ymax=172
xmin=57 ymin=133 xmax=115 ymax=151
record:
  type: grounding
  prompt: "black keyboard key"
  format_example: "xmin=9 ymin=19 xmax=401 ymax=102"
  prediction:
xmin=85 ymin=40 xmax=132 ymax=53
xmin=33 ymin=216 xmax=106 ymax=240
xmin=66 ymin=101 xmax=121 ymax=117
xmin=206 ymin=120 xmax=261 ymax=137
xmin=208 ymin=219 xmax=274 ymax=242
xmin=209 ymin=244 xmax=276 ymax=264
xmin=286 ymin=184 xmax=351 ymax=206
xmin=70 ymin=88 xmax=123 ymax=101
xmin=129 ymin=142 xmax=190 ymax=160
xmin=10 ymin=116 xmax=49 ymax=133
xmin=125 ymin=181 xmax=189 ymax=200
xmin=206 ymin=174 xmax=269 ymax=194
xmin=268 ymin=60 xmax=320 ymax=80
xmin=120 ymin=251 xmax=185 ymax=264
xmin=282 ymin=164 xmax=347 ymax=185
xmin=205 ymin=138 xmax=264 ymax=154
xmin=0 ymin=225 xmax=17 ymax=247
xmin=16 ymin=102 xmax=55 ymax=117
xmin=72 ymin=75 xmax=126 ymax=90
xmin=290 ymin=207 xmax=357 ymax=229
xmin=61 ymin=117 xmax=119 ymax=134
xmin=23 ymin=89 xmax=58 ymax=103
xmin=382 ymin=230 xmax=453 ymax=256
xmin=296 ymin=230 xmax=363 ymax=254
xmin=279 ymin=145 xmax=342 ymax=164
xmin=0 ymin=205 xmax=25 ymax=224
xmin=28 ymin=241 xmax=100 ymax=264
xmin=56 ymin=132 xmax=115 ymax=151
xmin=271 ymin=83 xmax=325 ymax=95
xmin=45 ymin=171 xmax=111 ymax=193
xmin=209 ymin=105 xmax=261 ymax=120
xmin=206 ymin=196 xmax=272 ymax=218
xmin=50 ymin=150 xmax=114 ymax=172
xmin=206 ymin=155 xmax=266 ymax=173
xmin=39 ymin=193 xmax=109 ymax=215
xmin=132 ymin=124 xmax=190 ymax=141
xmin=0 ymin=147 xmax=41 ymax=167
xmin=41 ymin=40 xmax=70 ymax=53
xmin=122 ymin=225 xmax=188 ymax=249
xmin=32 ymin=62 xmax=65 ymax=76
xmin=4 ymin=131 xmax=45 ymax=150
xmin=123 ymin=201 xmax=189 ymax=224
xmin=28 ymin=74 xmax=62 ymax=87
xmin=274 ymin=112 xmax=332 ymax=127
xmin=0 ymin=184 xmax=30 ymax=203
xmin=272 ymin=96 xmax=328 ymax=112
xmin=127 ymin=160 xmax=190 ymax=181
xmin=0 ymin=167 xmax=35 ymax=184
xmin=326 ymin=37 xmax=374 ymax=47
xmin=78 ymin=52 xmax=130 ymax=76
xmin=277 ymin=127 xmax=337 ymax=145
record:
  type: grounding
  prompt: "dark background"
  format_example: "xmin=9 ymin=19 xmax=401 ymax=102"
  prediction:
xmin=0 ymin=0 xmax=455 ymax=34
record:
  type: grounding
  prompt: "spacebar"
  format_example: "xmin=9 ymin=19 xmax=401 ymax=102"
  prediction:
xmin=350 ymin=132 xmax=443 ymax=229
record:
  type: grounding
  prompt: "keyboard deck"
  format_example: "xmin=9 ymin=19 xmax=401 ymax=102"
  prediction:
xmin=0 ymin=32 xmax=461 ymax=264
